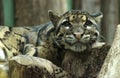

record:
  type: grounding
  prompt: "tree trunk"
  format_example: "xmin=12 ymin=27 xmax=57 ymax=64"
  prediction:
xmin=97 ymin=25 xmax=120 ymax=78
xmin=101 ymin=0 xmax=119 ymax=44
xmin=81 ymin=0 xmax=101 ymax=13
xmin=73 ymin=0 xmax=82 ymax=10
xmin=15 ymin=0 xmax=67 ymax=26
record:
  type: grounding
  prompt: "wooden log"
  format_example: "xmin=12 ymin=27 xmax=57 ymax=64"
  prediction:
xmin=9 ymin=55 xmax=71 ymax=78
xmin=97 ymin=25 xmax=120 ymax=78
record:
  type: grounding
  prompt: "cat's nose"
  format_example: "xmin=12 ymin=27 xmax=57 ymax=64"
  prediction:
xmin=73 ymin=32 xmax=83 ymax=40
xmin=73 ymin=27 xmax=84 ymax=40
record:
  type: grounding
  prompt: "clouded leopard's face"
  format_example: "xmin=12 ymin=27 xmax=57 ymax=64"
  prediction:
xmin=49 ymin=10 xmax=103 ymax=52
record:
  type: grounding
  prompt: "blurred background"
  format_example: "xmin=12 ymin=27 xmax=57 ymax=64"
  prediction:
xmin=0 ymin=0 xmax=119 ymax=44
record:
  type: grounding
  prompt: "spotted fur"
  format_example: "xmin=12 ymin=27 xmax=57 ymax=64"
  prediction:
xmin=0 ymin=10 xmax=103 ymax=62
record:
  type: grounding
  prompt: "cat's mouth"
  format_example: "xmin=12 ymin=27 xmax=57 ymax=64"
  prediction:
xmin=64 ymin=41 xmax=88 ymax=52
xmin=70 ymin=43 xmax=87 ymax=52
xmin=65 ymin=40 xmax=86 ymax=46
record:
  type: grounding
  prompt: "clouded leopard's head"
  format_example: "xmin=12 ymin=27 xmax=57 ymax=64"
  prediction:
xmin=49 ymin=10 xmax=103 ymax=52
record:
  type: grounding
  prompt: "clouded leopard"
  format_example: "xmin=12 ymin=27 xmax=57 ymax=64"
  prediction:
xmin=0 ymin=10 xmax=104 ymax=77
xmin=0 ymin=10 xmax=104 ymax=63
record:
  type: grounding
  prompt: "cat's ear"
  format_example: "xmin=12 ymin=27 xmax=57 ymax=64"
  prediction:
xmin=48 ymin=10 xmax=60 ymax=26
xmin=91 ymin=12 xmax=103 ymax=24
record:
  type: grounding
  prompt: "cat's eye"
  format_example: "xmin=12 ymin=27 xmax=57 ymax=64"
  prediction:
xmin=84 ymin=20 xmax=93 ymax=27
xmin=81 ymin=15 xmax=86 ymax=22
xmin=62 ymin=21 xmax=71 ymax=29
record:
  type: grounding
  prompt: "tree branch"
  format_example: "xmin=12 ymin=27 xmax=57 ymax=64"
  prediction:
xmin=9 ymin=55 xmax=71 ymax=78
xmin=97 ymin=24 xmax=120 ymax=78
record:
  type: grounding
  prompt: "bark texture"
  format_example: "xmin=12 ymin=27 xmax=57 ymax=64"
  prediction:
xmin=97 ymin=25 xmax=120 ymax=78
xmin=0 ymin=62 xmax=9 ymax=78
xmin=9 ymin=55 xmax=71 ymax=78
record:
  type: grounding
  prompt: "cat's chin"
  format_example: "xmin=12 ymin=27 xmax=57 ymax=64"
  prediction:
xmin=64 ymin=43 xmax=88 ymax=52
xmin=70 ymin=43 xmax=87 ymax=52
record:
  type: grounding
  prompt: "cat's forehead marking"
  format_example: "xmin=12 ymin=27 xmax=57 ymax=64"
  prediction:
xmin=61 ymin=10 xmax=88 ymax=23
xmin=68 ymin=14 xmax=87 ymax=22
